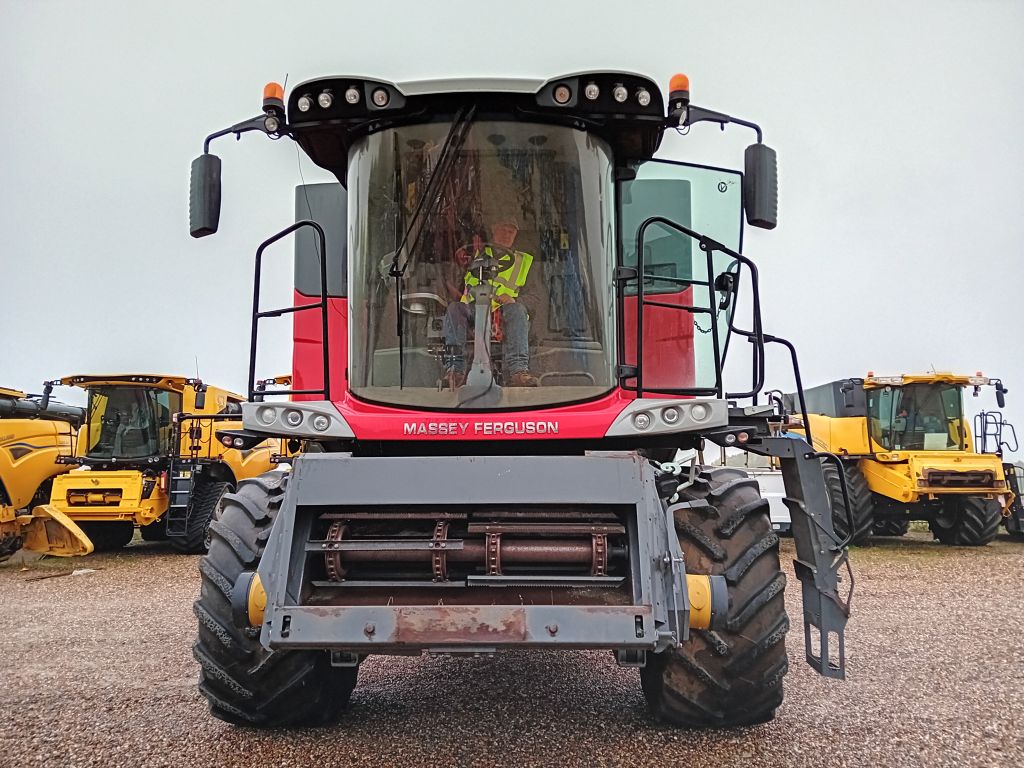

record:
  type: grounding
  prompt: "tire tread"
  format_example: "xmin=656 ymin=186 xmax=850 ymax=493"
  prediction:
xmin=641 ymin=466 xmax=789 ymax=728
xmin=192 ymin=470 xmax=357 ymax=727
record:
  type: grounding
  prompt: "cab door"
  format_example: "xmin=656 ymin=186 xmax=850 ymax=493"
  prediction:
xmin=619 ymin=160 xmax=743 ymax=395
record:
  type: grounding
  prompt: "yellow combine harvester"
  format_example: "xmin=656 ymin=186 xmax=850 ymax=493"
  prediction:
xmin=788 ymin=372 xmax=1011 ymax=546
xmin=0 ymin=387 xmax=92 ymax=561
xmin=36 ymin=375 xmax=280 ymax=553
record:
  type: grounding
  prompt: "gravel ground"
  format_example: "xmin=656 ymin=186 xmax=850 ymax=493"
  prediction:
xmin=1 ymin=531 xmax=1022 ymax=768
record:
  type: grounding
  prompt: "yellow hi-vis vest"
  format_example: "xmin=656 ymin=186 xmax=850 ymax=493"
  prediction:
xmin=461 ymin=247 xmax=534 ymax=310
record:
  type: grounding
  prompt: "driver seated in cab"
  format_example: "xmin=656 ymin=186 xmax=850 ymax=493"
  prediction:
xmin=442 ymin=218 xmax=539 ymax=388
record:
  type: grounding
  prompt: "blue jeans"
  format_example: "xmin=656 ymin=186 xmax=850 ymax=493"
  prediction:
xmin=443 ymin=301 xmax=529 ymax=375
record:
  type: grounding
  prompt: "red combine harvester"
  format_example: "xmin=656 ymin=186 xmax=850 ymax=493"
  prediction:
xmin=189 ymin=71 xmax=852 ymax=728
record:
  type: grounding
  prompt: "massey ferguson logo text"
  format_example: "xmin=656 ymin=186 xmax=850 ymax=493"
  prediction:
xmin=403 ymin=421 xmax=559 ymax=436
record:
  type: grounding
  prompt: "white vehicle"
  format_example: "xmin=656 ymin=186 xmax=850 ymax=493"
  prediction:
xmin=743 ymin=466 xmax=791 ymax=534
xmin=675 ymin=448 xmax=792 ymax=534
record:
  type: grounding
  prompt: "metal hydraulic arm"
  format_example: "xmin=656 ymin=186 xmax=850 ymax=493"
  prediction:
xmin=716 ymin=410 xmax=851 ymax=678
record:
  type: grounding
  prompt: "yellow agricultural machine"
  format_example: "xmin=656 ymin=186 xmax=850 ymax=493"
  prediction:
xmin=788 ymin=372 xmax=1011 ymax=545
xmin=0 ymin=386 xmax=92 ymax=561
xmin=37 ymin=375 xmax=280 ymax=553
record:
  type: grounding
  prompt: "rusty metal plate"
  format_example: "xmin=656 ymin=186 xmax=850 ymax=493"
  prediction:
xmin=394 ymin=606 xmax=527 ymax=644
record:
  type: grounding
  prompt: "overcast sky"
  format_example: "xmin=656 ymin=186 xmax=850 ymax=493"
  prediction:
xmin=2 ymin=1 xmax=1021 ymax=456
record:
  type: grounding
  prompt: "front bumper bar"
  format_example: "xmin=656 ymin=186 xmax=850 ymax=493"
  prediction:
xmin=253 ymin=453 xmax=723 ymax=654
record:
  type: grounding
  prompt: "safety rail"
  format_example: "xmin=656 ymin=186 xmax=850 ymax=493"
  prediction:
xmin=974 ymin=411 xmax=1018 ymax=457
xmin=805 ymin=450 xmax=857 ymax=551
xmin=617 ymin=216 xmax=764 ymax=399
xmin=763 ymin=334 xmax=813 ymax=446
xmin=248 ymin=220 xmax=330 ymax=401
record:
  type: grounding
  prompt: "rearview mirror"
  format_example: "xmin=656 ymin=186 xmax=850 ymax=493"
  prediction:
xmin=190 ymin=154 xmax=222 ymax=238
xmin=743 ymin=143 xmax=778 ymax=230
xmin=997 ymin=387 xmax=1006 ymax=409
xmin=194 ymin=389 xmax=207 ymax=410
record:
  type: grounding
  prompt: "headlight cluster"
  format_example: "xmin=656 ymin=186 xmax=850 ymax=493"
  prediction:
xmin=866 ymin=375 xmax=904 ymax=386
xmin=540 ymin=75 xmax=661 ymax=115
xmin=298 ymin=89 xmax=338 ymax=112
xmin=292 ymin=81 xmax=398 ymax=119
xmin=241 ymin=401 xmax=352 ymax=439
xmin=606 ymin=398 xmax=726 ymax=438
xmin=630 ymin=401 xmax=715 ymax=433
xmin=257 ymin=405 xmax=331 ymax=433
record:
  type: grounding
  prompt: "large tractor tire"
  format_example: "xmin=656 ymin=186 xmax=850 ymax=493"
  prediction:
xmin=822 ymin=460 xmax=874 ymax=545
xmin=641 ymin=467 xmax=788 ymax=728
xmin=193 ymin=471 xmax=357 ymax=727
xmin=78 ymin=521 xmax=135 ymax=552
xmin=171 ymin=480 xmax=230 ymax=555
xmin=929 ymin=496 xmax=1002 ymax=546
xmin=872 ymin=518 xmax=909 ymax=537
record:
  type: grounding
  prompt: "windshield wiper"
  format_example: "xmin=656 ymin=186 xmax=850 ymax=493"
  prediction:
xmin=389 ymin=104 xmax=476 ymax=389
xmin=389 ymin=104 xmax=476 ymax=280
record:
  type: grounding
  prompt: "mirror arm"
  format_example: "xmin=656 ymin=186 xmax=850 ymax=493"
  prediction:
xmin=203 ymin=114 xmax=284 ymax=154
xmin=676 ymin=104 xmax=764 ymax=144
xmin=39 ymin=380 xmax=55 ymax=411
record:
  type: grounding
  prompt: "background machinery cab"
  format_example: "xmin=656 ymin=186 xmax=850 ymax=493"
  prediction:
xmin=38 ymin=375 xmax=279 ymax=553
xmin=789 ymin=372 xmax=1011 ymax=545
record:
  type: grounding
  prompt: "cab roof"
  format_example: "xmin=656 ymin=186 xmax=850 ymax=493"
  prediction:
xmin=58 ymin=374 xmax=245 ymax=401
xmin=294 ymin=75 xmax=548 ymax=97
xmin=862 ymin=372 xmax=990 ymax=388
xmin=285 ymin=70 xmax=668 ymax=178
xmin=291 ymin=71 xmax=655 ymax=97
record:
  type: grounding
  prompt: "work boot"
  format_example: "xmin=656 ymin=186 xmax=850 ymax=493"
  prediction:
xmin=507 ymin=371 xmax=539 ymax=387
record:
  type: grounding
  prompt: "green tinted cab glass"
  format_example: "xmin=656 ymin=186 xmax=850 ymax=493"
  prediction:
xmin=86 ymin=387 xmax=181 ymax=459
xmin=867 ymin=383 xmax=964 ymax=451
xmin=620 ymin=160 xmax=743 ymax=390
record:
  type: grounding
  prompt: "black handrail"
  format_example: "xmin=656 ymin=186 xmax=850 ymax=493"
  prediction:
xmin=806 ymin=450 xmax=856 ymax=551
xmin=248 ymin=220 xmax=330 ymax=401
xmin=632 ymin=216 xmax=720 ymax=398
xmin=720 ymin=250 xmax=764 ymax=400
xmin=622 ymin=216 xmax=765 ymax=399
xmin=763 ymin=334 xmax=813 ymax=448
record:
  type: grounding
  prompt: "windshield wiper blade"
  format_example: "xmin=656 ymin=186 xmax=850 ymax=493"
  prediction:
xmin=389 ymin=104 xmax=476 ymax=280
xmin=389 ymin=104 xmax=477 ymax=389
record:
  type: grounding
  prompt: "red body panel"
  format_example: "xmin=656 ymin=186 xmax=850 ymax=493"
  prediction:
xmin=332 ymin=389 xmax=640 ymax=441
xmin=292 ymin=293 xmax=347 ymax=401
xmin=623 ymin=289 xmax=696 ymax=391
xmin=290 ymin=292 xmax=697 ymax=440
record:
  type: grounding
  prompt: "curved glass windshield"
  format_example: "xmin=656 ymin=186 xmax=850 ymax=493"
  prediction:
xmin=867 ymin=383 xmax=965 ymax=451
xmin=348 ymin=120 xmax=615 ymax=410
xmin=86 ymin=387 xmax=179 ymax=459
